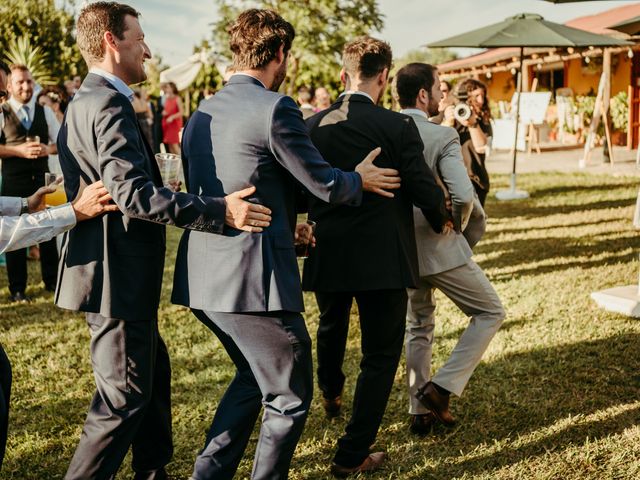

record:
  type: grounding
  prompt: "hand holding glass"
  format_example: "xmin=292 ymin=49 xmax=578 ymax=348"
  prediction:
xmin=44 ymin=173 xmax=67 ymax=206
xmin=155 ymin=153 xmax=181 ymax=187
xmin=295 ymin=220 xmax=316 ymax=259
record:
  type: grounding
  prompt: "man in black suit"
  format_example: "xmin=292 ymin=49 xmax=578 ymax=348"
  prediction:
xmin=56 ymin=3 xmax=272 ymax=479
xmin=302 ymin=36 xmax=449 ymax=476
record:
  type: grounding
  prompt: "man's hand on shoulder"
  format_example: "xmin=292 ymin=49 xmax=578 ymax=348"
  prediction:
xmin=72 ymin=181 xmax=120 ymax=222
xmin=355 ymin=147 xmax=401 ymax=198
xmin=224 ymin=185 xmax=272 ymax=232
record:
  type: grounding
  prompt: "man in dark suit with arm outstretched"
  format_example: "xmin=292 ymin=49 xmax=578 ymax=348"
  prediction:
xmin=56 ymin=3 xmax=273 ymax=479
xmin=302 ymin=36 xmax=449 ymax=476
xmin=173 ymin=10 xmax=402 ymax=480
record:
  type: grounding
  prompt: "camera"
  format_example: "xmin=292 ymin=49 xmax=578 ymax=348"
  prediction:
xmin=452 ymin=90 xmax=472 ymax=123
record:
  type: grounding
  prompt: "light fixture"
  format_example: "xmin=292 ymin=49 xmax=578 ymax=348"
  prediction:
xmin=486 ymin=71 xmax=492 ymax=79
xmin=629 ymin=49 xmax=635 ymax=59
xmin=585 ymin=56 xmax=591 ymax=64
xmin=536 ymin=63 xmax=542 ymax=71
xmin=567 ymin=47 xmax=574 ymax=54
xmin=510 ymin=67 xmax=517 ymax=75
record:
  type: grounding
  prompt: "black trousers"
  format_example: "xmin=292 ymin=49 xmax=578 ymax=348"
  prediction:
xmin=315 ymin=289 xmax=407 ymax=468
xmin=190 ymin=309 xmax=313 ymax=480
xmin=65 ymin=314 xmax=173 ymax=480
xmin=2 ymin=169 xmax=58 ymax=295
xmin=0 ymin=344 xmax=11 ymax=473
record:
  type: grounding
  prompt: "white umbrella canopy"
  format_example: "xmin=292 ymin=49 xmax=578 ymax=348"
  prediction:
xmin=159 ymin=50 xmax=226 ymax=91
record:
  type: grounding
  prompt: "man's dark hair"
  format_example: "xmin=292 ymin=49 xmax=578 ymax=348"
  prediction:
xmin=457 ymin=77 xmax=491 ymax=123
xmin=228 ymin=9 xmax=295 ymax=70
xmin=342 ymin=36 xmax=392 ymax=80
xmin=395 ymin=63 xmax=438 ymax=109
xmin=76 ymin=1 xmax=140 ymax=64
xmin=0 ymin=61 xmax=9 ymax=75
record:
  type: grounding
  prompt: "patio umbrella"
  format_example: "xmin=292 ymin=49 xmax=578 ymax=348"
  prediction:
xmin=428 ymin=13 xmax=630 ymax=200
xmin=609 ymin=15 xmax=640 ymax=35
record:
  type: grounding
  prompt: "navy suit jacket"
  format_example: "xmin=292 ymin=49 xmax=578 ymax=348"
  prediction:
xmin=172 ymin=75 xmax=362 ymax=313
xmin=55 ymin=73 xmax=226 ymax=321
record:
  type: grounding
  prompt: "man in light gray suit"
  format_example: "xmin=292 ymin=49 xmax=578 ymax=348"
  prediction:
xmin=56 ymin=3 xmax=274 ymax=479
xmin=396 ymin=63 xmax=505 ymax=434
xmin=173 ymin=10 xmax=401 ymax=480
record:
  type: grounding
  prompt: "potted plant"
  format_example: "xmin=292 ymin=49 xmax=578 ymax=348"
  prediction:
xmin=609 ymin=91 xmax=628 ymax=146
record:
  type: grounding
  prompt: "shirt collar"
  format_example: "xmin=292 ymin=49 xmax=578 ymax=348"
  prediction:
xmin=400 ymin=108 xmax=429 ymax=119
xmin=230 ymin=73 xmax=267 ymax=89
xmin=90 ymin=67 xmax=134 ymax=102
xmin=7 ymin=94 xmax=36 ymax=116
xmin=339 ymin=90 xmax=374 ymax=103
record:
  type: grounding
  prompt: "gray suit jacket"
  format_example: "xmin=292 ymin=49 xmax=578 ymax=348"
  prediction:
xmin=55 ymin=73 xmax=226 ymax=321
xmin=404 ymin=111 xmax=482 ymax=276
xmin=171 ymin=75 xmax=362 ymax=313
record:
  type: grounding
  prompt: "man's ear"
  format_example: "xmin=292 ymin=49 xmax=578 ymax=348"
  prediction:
xmin=103 ymin=31 xmax=118 ymax=54
xmin=340 ymin=68 xmax=347 ymax=86
xmin=379 ymin=68 xmax=389 ymax=86
xmin=419 ymin=88 xmax=429 ymax=105
xmin=276 ymin=43 xmax=285 ymax=64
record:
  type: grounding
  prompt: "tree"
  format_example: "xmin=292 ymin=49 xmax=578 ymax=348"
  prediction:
xmin=0 ymin=0 xmax=83 ymax=83
xmin=393 ymin=47 xmax=458 ymax=72
xmin=211 ymin=0 xmax=384 ymax=96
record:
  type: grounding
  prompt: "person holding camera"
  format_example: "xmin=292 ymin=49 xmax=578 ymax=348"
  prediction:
xmin=439 ymin=78 xmax=492 ymax=206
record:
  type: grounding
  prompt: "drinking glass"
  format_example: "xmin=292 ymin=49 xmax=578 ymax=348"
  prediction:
xmin=44 ymin=173 xmax=67 ymax=206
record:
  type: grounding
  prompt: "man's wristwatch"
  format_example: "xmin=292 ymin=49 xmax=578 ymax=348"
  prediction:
xmin=20 ymin=197 xmax=29 ymax=214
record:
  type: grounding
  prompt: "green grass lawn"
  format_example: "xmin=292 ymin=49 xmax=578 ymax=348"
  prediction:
xmin=1 ymin=171 xmax=640 ymax=479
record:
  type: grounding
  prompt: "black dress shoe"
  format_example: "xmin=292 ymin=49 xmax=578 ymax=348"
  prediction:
xmin=322 ymin=394 xmax=342 ymax=418
xmin=9 ymin=291 xmax=30 ymax=303
xmin=409 ymin=413 xmax=436 ymax=435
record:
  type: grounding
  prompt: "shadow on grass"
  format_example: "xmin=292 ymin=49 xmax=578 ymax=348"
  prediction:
xmin=487 ymin=197 xmax=635 ymax=221
xmin=291 ymin=332 xmax=640 ymax=479
xmin=475 ymin=232 xmax=640 ymax=279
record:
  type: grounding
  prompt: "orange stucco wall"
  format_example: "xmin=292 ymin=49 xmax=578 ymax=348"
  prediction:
xmin=467 ymin=52 xmax=632 ymax=102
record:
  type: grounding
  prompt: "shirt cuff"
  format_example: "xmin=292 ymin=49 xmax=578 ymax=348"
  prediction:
xmin=0 ymin=196 xmax=22 ymax=217
xmin=48 ymin=203 xmax=77 ymax=229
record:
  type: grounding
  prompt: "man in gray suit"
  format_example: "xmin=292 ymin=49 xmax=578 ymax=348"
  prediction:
xmin=56 ymin=3 xmax=273 ymax=479
xmin=395 ymin=63 xmax=505 ymax=434
xmin=173 ymin=9 xmax=401 ymax=480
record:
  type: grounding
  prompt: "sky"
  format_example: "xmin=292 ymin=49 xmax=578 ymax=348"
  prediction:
xmin=63 ymin=0 xmax=639 ymax=67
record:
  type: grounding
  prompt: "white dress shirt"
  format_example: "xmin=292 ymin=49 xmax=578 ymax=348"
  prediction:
xmin=339 ymin=90 xmax=374 ymax=103
xmin=0 ymin=197 xmax=76 ymax=254
xmin=400 ymin=108 xmax=429 ymax=119
xmin=6 ymin=95 xmax=60 ymax=143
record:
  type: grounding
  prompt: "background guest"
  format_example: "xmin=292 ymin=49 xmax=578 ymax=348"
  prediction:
xmin=314 ymin=86 xmax=331 ymax=111
xmin=161 ymin=81 xmax=183 ymax=154
xmin=297 ymin=85 xmax=315 ymax=119
xmin=133 ymin=88 xmax=153 ymax=147
xmin=0 ymin=64 xmax=61 ymax=302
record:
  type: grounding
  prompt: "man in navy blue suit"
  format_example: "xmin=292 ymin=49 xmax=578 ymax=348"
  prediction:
xmin=174 ymin=9 xmax=402 ymax=480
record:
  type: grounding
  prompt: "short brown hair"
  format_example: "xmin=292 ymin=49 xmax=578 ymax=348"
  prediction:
xmin=342 ymin=36 xmax=392 ymax=80
xmin=8 ymin=64 xmax=30 ymax=74
xmin=76 ymin=1 xmax=140 ymax=65
xmin=395 ymin=63 xmax=438 ymax=109
xmin=228 ymin=9 xmax=295 ymax=70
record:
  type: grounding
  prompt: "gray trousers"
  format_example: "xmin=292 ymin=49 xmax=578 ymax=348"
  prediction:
xmin=405 ymin=259 xmax=505 ymax=414
xmin=190 ymin=309 xmax=313 ymax=480
xmin=65 ymin=314 xmax=173 ymax=479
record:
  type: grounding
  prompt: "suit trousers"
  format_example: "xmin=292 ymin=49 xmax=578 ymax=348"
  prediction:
xmin=5 ymin=237 xmax=58 ymax=294
xmin=190 ymin=309 xmax=313 ymax=480
xmin=2 ymin=169 xmax=58 ymax=295
xmin=405 ymin=259 xmax=505 ymax=414
xmin=65 ymin=314 xmax=173 ymax=480
xmin=315 ymin=289 xmax=407 ymax=468
xmin=0 ymin=344 xmax=11 ymax=473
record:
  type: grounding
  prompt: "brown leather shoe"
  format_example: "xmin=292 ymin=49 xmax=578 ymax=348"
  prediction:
xmin=415 ymin=382 xmax=456 ymax=426
xmin=330 ymin=452 xmax=386 ymax=477
xmin=409 ymin=412 xmax=437 ymax=435
xmin=322 ymin=395 xmax=342 ymax=418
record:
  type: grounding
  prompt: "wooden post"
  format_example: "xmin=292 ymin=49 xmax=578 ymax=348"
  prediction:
xmin=628 ymin=84 xmax=634 ymax=149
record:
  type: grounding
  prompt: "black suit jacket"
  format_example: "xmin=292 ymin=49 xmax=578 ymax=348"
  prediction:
xmin=301 ymin=94 xmax=448 ymax=292
xmin=55 ymin=73 xmax=225 ymax=321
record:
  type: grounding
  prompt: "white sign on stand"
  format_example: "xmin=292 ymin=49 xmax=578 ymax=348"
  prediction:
xmin=491 ymin=119 xmax=527 ymax=151
xmin=511 ymin=92 xmax=552 ymax=125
